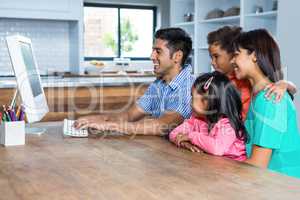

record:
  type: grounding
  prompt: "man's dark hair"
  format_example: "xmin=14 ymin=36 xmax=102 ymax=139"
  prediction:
xmin=207 ymin=26 xmax=242 ymax=54
xmin=154 ymin=27 xmax=192 ymax=66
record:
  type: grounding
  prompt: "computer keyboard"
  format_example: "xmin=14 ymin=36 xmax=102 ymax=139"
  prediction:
xmin=63 ymin=119 xmax=88 ymax=137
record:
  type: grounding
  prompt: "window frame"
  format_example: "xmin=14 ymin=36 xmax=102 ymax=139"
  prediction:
xmin=84 ymin=3 xmax=157 ymax=61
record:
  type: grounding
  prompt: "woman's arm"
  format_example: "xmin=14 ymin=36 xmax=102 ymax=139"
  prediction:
xmin=245 ymin=145 xmax=272 ymax=168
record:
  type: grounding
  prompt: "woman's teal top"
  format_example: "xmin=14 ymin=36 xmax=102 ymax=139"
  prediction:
xmin=245 ymin=91 xmax=300 ymax=179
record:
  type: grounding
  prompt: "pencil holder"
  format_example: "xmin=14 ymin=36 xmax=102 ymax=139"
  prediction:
xmin=0 ymin=121 xmax=25 ymax=146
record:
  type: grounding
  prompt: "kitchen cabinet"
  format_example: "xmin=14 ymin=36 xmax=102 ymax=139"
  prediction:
xmin=171 ymin=0 xmax=279 ymax=74
xmin=0 ymin=0 xmax=82 ymax=21
xmin=0 ymin=0 xmax=84 ymax=74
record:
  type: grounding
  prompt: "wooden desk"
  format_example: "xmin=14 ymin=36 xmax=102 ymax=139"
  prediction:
xmin=1 ymin=122 xmax=300 ymax=200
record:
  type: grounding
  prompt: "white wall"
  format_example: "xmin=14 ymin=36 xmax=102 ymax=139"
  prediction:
xmin=0 ymin=19 xmax=71 ymax=75
xmin=277 ymin=0 xmax=300 ymax=124
xmin=84 ymin=0 xmax=170 ymax=28
xmin=0 ymin=0 xmax=83 ymax=75
xmin=0 ymin=0 xmax=169 ymax=76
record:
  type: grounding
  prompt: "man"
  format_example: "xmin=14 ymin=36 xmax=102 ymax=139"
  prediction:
xmin=74 ymin=27 xmax=194 ymax=136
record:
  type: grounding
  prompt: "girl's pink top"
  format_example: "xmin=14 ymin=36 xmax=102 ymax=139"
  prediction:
xmin=169 ymin=116 xmax=246 ymax=161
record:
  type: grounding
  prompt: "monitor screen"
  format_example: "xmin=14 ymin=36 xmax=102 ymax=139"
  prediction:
xmin=19 ymin=41 xmax=43 ymax=98
xmin=6 ymin=35 xmax=49 ymax=123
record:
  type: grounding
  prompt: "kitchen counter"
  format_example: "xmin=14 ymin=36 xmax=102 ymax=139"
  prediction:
xmin=0 ymin=75 xmax=156 ymax=88
xmin=0 ymin=75 xmax=150 ymax=121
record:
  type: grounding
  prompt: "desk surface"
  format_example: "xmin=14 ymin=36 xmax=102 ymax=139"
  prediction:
xmin=1 ymin=122 xmax=300 ymax=200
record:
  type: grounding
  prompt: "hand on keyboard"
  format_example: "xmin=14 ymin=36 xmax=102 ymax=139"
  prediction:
xmin=63 ymin=119 xmax=88 ymax=137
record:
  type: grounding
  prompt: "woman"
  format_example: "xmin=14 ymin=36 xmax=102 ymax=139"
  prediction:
xmin=232 ymin=29 xmax=300 ymax=179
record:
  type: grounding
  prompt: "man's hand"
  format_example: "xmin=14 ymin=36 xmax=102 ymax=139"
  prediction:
xmin=73 ymin=115 xmax=110 ymax=129
xmin=75 ymin=119 xmax=121 ymax=133
xmin=90 ymin=121 xmax=120 ymax=132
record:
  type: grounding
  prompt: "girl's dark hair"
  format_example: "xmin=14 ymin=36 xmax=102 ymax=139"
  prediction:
xmin=155 ymin=27 xmax=192 ymax=66
xmin=193 ymin=71 xmax=248 ymax=142
xmin=233 ymin=29 xmax=283 ymax=82
xmin=207 ymin=26 xmax=242 ymax=54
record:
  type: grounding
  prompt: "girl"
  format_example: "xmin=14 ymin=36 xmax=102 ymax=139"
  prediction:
xmin=169 ymin=71 xmax=247 ymax=161
xmin=232 ymin=29 xmax=300 ymax=178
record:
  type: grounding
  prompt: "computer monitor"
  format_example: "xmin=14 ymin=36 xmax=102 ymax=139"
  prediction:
xmin=6 ymin=35 xmax=49 ymax=123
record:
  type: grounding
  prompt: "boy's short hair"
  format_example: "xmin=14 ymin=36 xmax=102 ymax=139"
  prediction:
xmin=207 ymin=26 xmax=242 ymax=54
xmin=155 ymin=27 xmax=192 ymax=66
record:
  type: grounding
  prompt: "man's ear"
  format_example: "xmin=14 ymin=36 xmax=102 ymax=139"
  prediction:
xmin=173 ymin=50 xmax=183 ymax=64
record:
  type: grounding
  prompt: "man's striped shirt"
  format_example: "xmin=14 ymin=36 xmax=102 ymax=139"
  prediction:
xmin=137 ymin=65 xmax=195 ymax=119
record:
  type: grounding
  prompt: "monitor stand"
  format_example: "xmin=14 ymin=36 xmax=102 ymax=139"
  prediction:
xmin=25 ymin=126 xmax=46 ymax=135
xmin=10 ymin=89 xmax=47 ymax=135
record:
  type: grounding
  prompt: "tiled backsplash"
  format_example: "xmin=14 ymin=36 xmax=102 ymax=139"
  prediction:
xmin=0 ymin=18 xmax=70 ymax=76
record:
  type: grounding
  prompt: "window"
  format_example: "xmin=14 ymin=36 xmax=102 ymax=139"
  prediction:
xmin=84 ymin=3 xmax=156 ymax=60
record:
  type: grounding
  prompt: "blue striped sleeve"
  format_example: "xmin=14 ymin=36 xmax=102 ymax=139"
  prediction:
xmin=137 ymin=83 xmax=157 ymax=115
xmin=165 ymin=87 xmax=192 ymax=119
